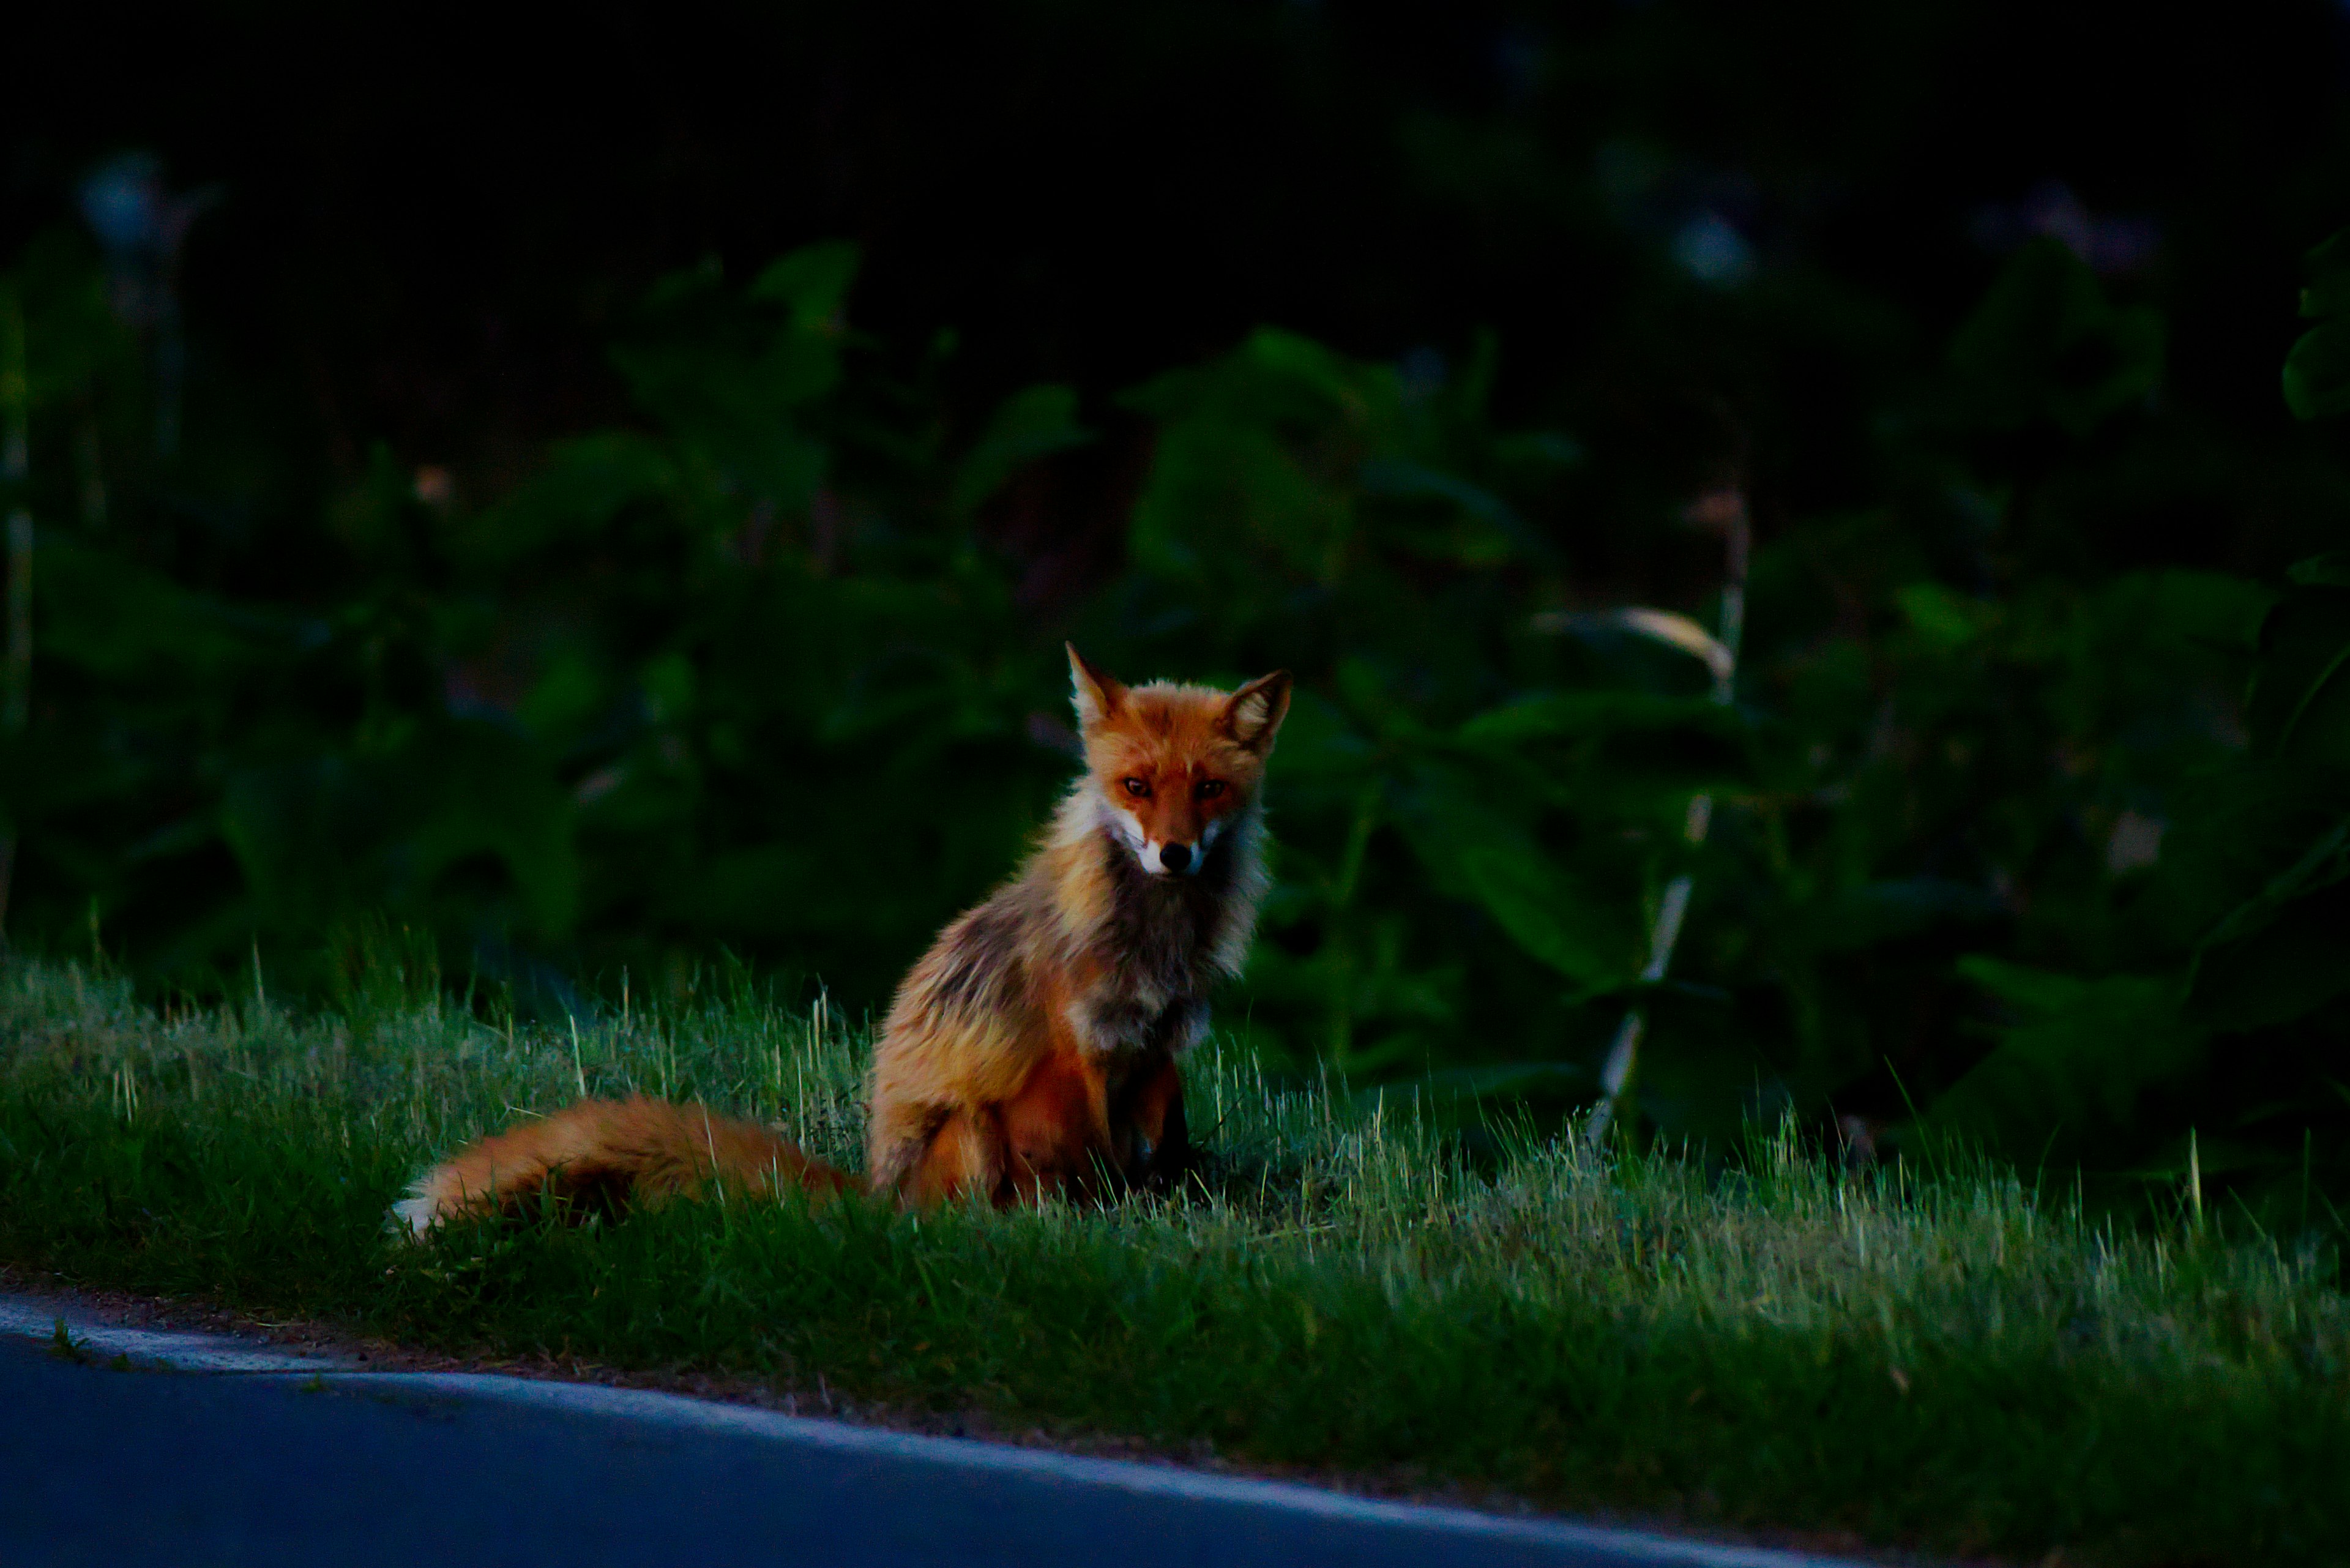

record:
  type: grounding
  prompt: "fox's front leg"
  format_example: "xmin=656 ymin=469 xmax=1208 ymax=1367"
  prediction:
xmin=998 ymin=1050 xmax=1119 ymax=1204
xmin=1117 ymin=1052 xmax=1192 ymax=1189
xmin=1053 ymin=988 xmax=1138 ymax=1167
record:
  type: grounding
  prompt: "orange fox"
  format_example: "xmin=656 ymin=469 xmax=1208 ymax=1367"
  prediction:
xmin=394 ymin=646 xmax=1290 ymax=1235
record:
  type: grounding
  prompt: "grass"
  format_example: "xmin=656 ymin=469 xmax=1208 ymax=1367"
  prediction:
xmin=0 ymin=957 xmax=2343 ymax=1566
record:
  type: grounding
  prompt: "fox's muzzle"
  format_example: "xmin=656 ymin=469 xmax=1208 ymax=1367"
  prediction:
xmin=1132 ymin=834 xmax=1202 ymax=877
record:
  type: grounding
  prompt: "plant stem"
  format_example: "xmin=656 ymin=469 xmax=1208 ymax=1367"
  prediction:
xmin=1590 ymin=487 xmax=1749 ymax=1144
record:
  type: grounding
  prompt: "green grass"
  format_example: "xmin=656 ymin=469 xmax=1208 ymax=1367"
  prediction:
xmin=1 ymin=958 xmax=2343 ymax=1566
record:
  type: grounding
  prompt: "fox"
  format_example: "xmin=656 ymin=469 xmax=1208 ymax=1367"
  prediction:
xmin=392 ymin=644 xmax=1291 ymax=1236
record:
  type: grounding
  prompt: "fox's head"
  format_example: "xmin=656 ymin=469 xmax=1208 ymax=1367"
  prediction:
xmin=1067 ymin=644 xmax=1292 ymax=879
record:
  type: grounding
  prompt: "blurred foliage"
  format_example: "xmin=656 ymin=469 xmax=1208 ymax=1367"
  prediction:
xmin=5 ymin=1 xmax=2350 ymax=1224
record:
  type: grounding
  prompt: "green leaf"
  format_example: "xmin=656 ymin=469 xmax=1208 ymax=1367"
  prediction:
xmin=1491 ymin=430 xmax=1584 ymax=470
xmin=1895 ymin=581 xmax=1994 ymax=649
xmin=1357 ymin=457 xmax=1534 ymax=566
xmin=220 ymin=729 xmax=581 ymax=940
xmin=2281 ymin=320 xmax=2350 ymax=420
xmin=2286 ymin=228 xmax=2350 ymax=417
xmin=2296 ymin=226 xmax=2350 ymax=319
xmin=1806 ymin=879 xmax=2005 ymax=954
xmin=2287 ymin=551 xmax=2350 ymax=589
xmin=1258 ymin=689 xmax=1378 ymax=780
xmin=1125 ymin=417 xmax=1350 ymax=587
xmin=35 ymin=536 xmax=275 ymax=679
xmin=948 ymin=384 xmax=1092 ymax=517
xmin=1377 ymin=755 xmax=1633 ymax=988
xmin=1455 ymin=845 xmax=1628 ymax=987
xmin=1950 ymin=239 xmax=2163 ymax=435
xmin=460 ymin=433 xmax=678 ymax=569
xmin=1931 ymin=959 xmax=2203 ymax=1156
xmin=1457 ymin=692 xmax=1740 ymax=746
xmin=1455 ymin=692 xmax=1751 ymax=813
xmin=748 ymin=241 xmax=861 ymax=329
xmin=2245 ymin=581 xmax=2350 ymax=765
xmin=605 ymin=246 xmax=856 ymax=506
xmin=2187 ymin=818 xmax=2350 ymax=1030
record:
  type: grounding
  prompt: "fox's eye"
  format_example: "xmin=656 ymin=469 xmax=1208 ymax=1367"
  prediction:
xmin=1194 ymin=778 xmax=1227 ymax=801
xmin=1122 ymin=777 xmax=1151 ymax=799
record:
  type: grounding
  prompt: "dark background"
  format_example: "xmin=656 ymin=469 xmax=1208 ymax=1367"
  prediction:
xmin=11 ymin=3 xmax=2342 ymax=562
xmin=6 ymin=1 xmax=2350 ymax=1213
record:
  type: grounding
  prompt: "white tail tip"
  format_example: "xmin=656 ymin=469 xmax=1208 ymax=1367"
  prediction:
xmin=389 ymin=1192 xmax=439 ymax=1242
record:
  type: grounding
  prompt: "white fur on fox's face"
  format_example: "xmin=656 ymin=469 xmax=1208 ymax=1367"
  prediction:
xmin=1102 ymin=801 xmax=1196 ymax=877
xmin=1106 ymin=802 xmax=1149 ymax=856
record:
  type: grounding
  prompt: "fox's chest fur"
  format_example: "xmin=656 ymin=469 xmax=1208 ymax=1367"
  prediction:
xmin=1064 ymin=818 xmax=1256 ymax=1059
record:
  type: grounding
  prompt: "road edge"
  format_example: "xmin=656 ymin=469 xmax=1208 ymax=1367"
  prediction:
xmin=1 ymin=1288 xmax=1889 ymax=1568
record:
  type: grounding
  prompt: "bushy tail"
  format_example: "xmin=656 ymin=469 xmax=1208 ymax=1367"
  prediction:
xmin=392 ymin=1096 xmax=855 ymax=1240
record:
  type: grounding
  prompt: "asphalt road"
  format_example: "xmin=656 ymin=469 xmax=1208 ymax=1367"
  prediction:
xmin=0 ymin=1296 xmax=1866 ymax=1568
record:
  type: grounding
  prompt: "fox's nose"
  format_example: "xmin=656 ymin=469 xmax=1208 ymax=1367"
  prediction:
xmin=1160 ymin=842 xmax=1194 ymax=874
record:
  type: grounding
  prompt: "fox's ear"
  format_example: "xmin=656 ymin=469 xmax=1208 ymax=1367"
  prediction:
xmin=1221 ymin=670 xmax=1292 ymax=754
xmin=1067 ymin=643 xmax=1127 ymax=731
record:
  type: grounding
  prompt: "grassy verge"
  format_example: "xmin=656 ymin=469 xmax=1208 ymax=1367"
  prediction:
xmin=0 ymin=958 xmax=2343 ymax=1565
